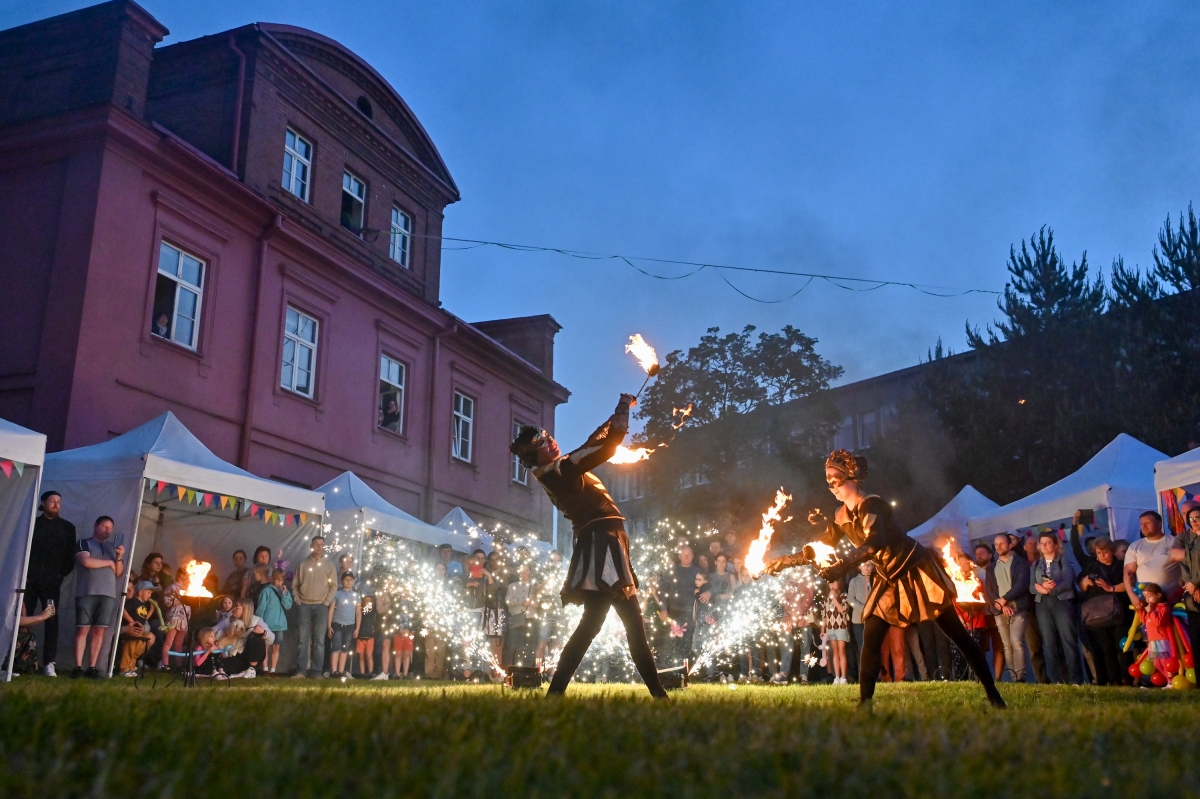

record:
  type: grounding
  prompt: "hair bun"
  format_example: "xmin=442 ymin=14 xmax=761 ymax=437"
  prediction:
xmin=825 ymin=449 xmax=867 ymax=481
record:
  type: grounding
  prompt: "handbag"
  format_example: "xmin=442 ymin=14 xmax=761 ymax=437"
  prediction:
xmin=1081 ymin=592 xmax=1125 ymax=629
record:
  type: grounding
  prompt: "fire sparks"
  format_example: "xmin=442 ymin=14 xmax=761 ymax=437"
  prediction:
xmin=744 ymin=489 xmax=793 ymax=576
xmin=609 ymin=445 xmax=655 ymax=464
xmin=940 ymin=540 xmax=985 ymax=604
xmin=671 ymin=403 xmax=694 ymax=430
xmin=803 ymin=540 xmax=839 ymax=568
xmin=625 ymin=334 xmax=659 ymax=374
xmin=182 ymin=559 xmax=213 ymax=597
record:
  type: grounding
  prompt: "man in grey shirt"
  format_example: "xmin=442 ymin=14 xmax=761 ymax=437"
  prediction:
xmin=847 ymin=560 xmax=874 ymax=663
xmin=72 ymin=516 xmax=125 ymax=679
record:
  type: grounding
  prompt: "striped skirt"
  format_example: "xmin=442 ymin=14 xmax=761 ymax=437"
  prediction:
xmin=863 ymin=541 xmax=956 ymax=628
xmin=561 ymin=519 xmax=639 ymax=606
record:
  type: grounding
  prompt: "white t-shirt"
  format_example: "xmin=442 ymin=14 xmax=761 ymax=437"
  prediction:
xmin=1124 ymin=535 xmax=1181 ymax=593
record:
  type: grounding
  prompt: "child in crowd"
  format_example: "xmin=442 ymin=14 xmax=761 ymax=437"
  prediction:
xmin=392 ymin=601 xmax=414 ymax=680
xmin=328 ymin=572 xmax=361 ymax=679
xmin=118 ymin=581 xmax=159 ymax=677
xmin=256 ymin=567 xmax=293 ymax=675
xmin=193 ymin=627 xmax=222 ymax=676
xmin=160 ymin=568 xmax=190 ymax=671
xmin=247 ymin=564 xmax=271 ymax=605
xmin=355 ymin=594 xmax=378 ymax=677
xmin=1142 ymin=583 xmax=1176 ymax=684
xmin=822 ymin=580 xmax=851 ymax=685
xmin=213 ymin=595 xmax=234 ymax=625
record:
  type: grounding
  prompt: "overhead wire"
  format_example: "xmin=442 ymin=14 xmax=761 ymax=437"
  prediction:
xmin=423 ymin=233 xmax=1001 ymax=302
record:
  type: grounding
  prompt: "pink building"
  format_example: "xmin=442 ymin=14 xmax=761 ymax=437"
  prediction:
xmin=0 ymin=1 xmax=569 ymax=539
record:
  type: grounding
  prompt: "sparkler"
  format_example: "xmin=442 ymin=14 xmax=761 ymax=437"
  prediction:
xmin=744 ymin=489 xmax=793 ymax=576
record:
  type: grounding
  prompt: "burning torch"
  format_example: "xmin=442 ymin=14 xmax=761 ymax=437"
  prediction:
xmin=626 ymin=334 xmax=660 ymax=400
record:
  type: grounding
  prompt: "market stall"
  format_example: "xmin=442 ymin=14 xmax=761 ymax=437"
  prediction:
xmin=42 ymin=412 xmax=324 ymax=676
xmin=0 ymin=418 xmax=47 ymax=681
xmin=1154 ymin=447 xmax=1200 ymax=534
xmin=966 ymin=433 xmax=1165 ymax=545
xmin=909 ymin=485 xmax=998 ymax=552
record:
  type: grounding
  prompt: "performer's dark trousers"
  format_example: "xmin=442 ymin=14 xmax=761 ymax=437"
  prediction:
xmin=859 ymin=613 xmax=1000 ymax=703
xmin=548 ymin=591 xmax=668 ymax=698
xmin=24 ymin=584 xmax=60 ymax=665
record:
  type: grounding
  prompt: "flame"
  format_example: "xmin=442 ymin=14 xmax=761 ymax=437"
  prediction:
xmin=745 ymin=488 xmax=793 ymax=576
xmin=803 ymin=540 xmax=839 ymax=568
xmin=609 ymin=445 xmax=655 ymax=464
xmin=625 ymin=334 xmax=659 ymax=374
xmin=940 ymin=540 xmax=985 ymax=604
xmin=671 ymin=403 xmax=694 ymax=430
xmin=182 ymin=559 xmax=214 ymax=598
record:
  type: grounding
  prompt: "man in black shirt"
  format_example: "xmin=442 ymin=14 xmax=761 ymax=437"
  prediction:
xmin=24 ymin=491 xmax=77 ymax=676
xmin=659 ymin=545 xmax=707 ymax=670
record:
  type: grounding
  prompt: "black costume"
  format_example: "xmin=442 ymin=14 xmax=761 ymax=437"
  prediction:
xmin=768 ymin=452 xmax=1004 ymax=707
xmin=517 ymin=397 xmax=667 ymax=698
xmin=24 ymin=513 xmax=77 ymax=668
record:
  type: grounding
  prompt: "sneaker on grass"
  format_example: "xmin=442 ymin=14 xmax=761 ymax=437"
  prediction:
xmin=290 ymin=671 xmax=306 ymax=679
xmin=84 ymin=667 xmax=101 ymax=679
xmin=43 ymin=663 xmax=57 ymax=677
xmin=231 ymin=667 xmax=256 ymax=679
xmin=70 ymin=667 xmax=83 ymax=679
xmin=371 ymin=672 xmax=388 ymax=681
xmin=122 ymin=670 xmax=137 ymax=678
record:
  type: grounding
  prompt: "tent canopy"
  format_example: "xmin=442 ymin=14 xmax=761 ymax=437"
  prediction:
xmin=1155 ymin=446 xmax=1200 ymax=494
xmin=319 ymin=472 xmax=476 ymax=553
xmin=45 ymin=412 xmax=322 ymax=514
xmin=967 ymin=433 xmax=1165 ymax=541
xmin=435 ymin=507 xmax=494 ymax=553
xmin=909 ymin=486 xmax=998 ymax=551
xmin=0 ymin=417 xmax=47 ymax=467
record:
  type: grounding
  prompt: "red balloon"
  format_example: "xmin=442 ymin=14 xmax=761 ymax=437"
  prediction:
xmin=1129 ymin=663 xmax=1142 ymax=678
xmin=1185 ymin=653 xmax=1195 ymax=670
xmin=1151 ymin=671 xmax=1168 ymax=687
xmin=1163 ymin=657 xmax=1181 ymax=676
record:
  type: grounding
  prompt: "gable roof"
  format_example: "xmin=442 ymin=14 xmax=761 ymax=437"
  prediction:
xmin=909 ymin=485 xmax=998 ymax=550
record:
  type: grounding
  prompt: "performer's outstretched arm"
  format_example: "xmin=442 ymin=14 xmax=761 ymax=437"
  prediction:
xmin=564 ymin=394 xmax=634 ymax=474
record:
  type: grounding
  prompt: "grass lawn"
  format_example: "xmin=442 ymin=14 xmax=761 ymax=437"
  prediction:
xmin=1 ymin=678 xmax=1197 ymax=798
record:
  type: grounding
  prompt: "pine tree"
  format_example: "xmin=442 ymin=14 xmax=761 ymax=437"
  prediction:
xmin=1152 ymin=204 xmax=1200 ymax=292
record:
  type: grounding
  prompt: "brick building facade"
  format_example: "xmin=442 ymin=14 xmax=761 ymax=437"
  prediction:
xmin=0 ymin=1 xmax=569 ymax=539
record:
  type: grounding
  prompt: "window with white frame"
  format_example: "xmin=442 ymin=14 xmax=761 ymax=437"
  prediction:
xmin=281 ymin=307 xmax=318 ymax=398
xmin=632 ymin=469 xmax=645 ymax=499
xmin=282 ymin=129 xmax=312 ymax=201
xmin=612 ymin=473 xmax=630 ymax=502
xmin=378 ymin=355 xmax=406 ymax=433
xmin=389 ymin=207 xmax=412 ymax=267
xmin=341 ymin=170 xmax=366 ymax=234
xmin=512 ymin=421 xmax=529 ymax=484
xmin=452 ymin=391 xmax=474 ymax=462
xmin=152 ymin=242 xmax=205 ymax=349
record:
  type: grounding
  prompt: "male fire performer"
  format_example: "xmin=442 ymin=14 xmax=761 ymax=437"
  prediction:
xmin=510 ymin=394 xmax=668 ymax=698
xmin=763 ymin=450 xmax=1006 ymax=708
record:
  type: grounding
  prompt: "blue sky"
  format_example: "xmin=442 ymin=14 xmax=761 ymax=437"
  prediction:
xmin=8 ymin=1 xmax=1200 ymax=445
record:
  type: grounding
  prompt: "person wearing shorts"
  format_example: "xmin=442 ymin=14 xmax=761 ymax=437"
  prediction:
xmin=327 ymin=572 xmax=360 ymax=678
xmin=72 ymin=516 xmax=125 ymax=679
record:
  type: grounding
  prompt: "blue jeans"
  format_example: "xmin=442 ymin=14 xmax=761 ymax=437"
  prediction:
xmin=296 ymin=603 xmax=328 ymax=673
xmin=1036 ymin=596 xmax=1082 ymax=684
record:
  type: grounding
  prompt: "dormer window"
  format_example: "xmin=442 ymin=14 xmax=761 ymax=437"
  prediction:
xmin=341 ymin=170 xmax=365 ymax=235
xmin=282 ymin=129 xmax=312 ymax=202
xmin=356 ymin=96 xmax=374 ymax=118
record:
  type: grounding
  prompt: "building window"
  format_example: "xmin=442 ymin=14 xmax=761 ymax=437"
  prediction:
xmin=282 ymin=129 xmax=312 ymax=201
xmin=859 ymin=410 xmax=878 ymax=449
xmin=452 ymin=391 xmax=474 ymax=462
xmin=632 ymin=469 xmax=645 ymax=499
xmin=152 ymin=242 xmax=205 ymax=349
xmin=281 ymin=307 xmax=318 ymax=398
xmin=512 ymin=421 xmax=528 ymax=485
xmin=389 ymin=207 xmax=412 ymax=267
xmin=834 ymin=415 xmax=855 ymax=451
xmin=612 ymin=473 xmax=630 ymax=502
xmin=341 ymin=171 xmax=366 ymax=234
xmin=379 ymin=355 xmax=405 ymax=433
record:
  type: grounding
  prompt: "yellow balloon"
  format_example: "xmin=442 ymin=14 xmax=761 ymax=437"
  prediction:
xmin=1140 ymin=659 xmax=1156 ymax=676
xmin=1188 ymin=668 xmax=1197 ymax=684
xmin=1172 ymin=674 xmax=1194 ymax=690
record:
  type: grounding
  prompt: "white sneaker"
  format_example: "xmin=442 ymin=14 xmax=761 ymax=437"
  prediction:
xmin=44 ymin=663 xmax=57 ymax=677
xmin=232 ymin=667 xmax=256 ymax=679
xmin=122 ymin=670 xmax=138 ymax=678
xmin=371 ymin=672 xmax=388 ymax=680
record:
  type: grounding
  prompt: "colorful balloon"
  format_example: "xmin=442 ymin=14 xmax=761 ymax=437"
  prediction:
xmin=1162 ymin=657 xmax=1180 ymax=676
xmin=1171 ymin=674 xmax=1194 ymax=690
xmin=1185 ymin=653 xmax=1195 ymax=670
xmin=1187 ymin=668 xmax=1197 ymax=684
xmin=1140 ymin=659 xmax=1156 ymax=676
xmin=1151 ymin=671 xmax=1168 ymax=687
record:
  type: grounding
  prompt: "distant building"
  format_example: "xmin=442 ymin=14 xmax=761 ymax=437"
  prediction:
xmin=0 ymin=1 xmax=569 ymax=539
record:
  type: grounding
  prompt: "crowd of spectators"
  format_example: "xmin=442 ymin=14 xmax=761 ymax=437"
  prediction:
xmin=9 ymin=488 xmax=1198 ymax=690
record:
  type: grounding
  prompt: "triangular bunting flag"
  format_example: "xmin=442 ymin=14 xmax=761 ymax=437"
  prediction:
xmin=250 ymin=503 xmax=259 ymax=517
xmin=300 ymin=513 xmax=307 ymax=525
xmin=265 ymin=511 xmax=274 ymax=524
xmin=13 ymin=462 xmax=24 ymax=477
xmin=157 ymin=481 xmax=167 ymax=494
xmin=0 ymin=461 xmax=11 ymax=478
xmin=186 ymin=489 xmax=196 ymax=504
xmin=203 ymin=493 xmax=212 ymax=507
xmin=177 ymin=486 xmax=187 ymax=501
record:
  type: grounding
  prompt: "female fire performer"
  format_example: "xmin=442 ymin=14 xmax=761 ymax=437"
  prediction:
xmin=510 ymin=394 xmax=668 ymax=698
xmin=763 ymin=450 xmax=1006 ymax=708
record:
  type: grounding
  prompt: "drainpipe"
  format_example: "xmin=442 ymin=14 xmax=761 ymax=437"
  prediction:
xmin=227 ymin=32 xmax=247 ymax=174
xmin=239 ymin=214 xmax=282 ymax=468
xmin=424 ymin=322 xmax=457 ymax=521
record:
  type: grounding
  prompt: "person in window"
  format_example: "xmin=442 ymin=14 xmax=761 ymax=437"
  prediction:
xmin=510 ymin=394 xmax=668 ymax=698
xmin=380 ymin=397 xmax=401 ymax=431
xmin=153 ymin=312 xmax=170 ymax=338
xmin=763 ymin=450 xmax=1005 ymax=708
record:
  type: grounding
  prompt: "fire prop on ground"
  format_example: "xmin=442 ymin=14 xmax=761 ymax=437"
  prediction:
xmin=744 ymin=489 xmax=793 ymax=576
xmin=183 ymin=559 xmax=213 ymax=598
xmin=940 ymin=540 xmax=985 ymax=604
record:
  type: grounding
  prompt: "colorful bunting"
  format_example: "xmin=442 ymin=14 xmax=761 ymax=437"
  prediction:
xmin=157 ymin=481 xmax=167 ymax=494
xmin=186 ymin=489 xmax=196 ymax=504
xmin=0 ymin=461 xmax=11 ymax=478
xmin=177 ymin=486 xmax=186 ymax=501
xmin=13 ymin=462 xmax=23 ymax=477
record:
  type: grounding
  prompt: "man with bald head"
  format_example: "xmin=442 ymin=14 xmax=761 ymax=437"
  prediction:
xmin=658 ymin=545 xmax=706 ymax=670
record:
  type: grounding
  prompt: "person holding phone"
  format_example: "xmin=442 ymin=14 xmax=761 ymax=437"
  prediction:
xmin=72 ymin=516 xmax=125 ymax=679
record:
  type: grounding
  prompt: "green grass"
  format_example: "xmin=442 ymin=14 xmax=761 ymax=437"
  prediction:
xmin=1 ymin=679 xmax=1197 ymax=798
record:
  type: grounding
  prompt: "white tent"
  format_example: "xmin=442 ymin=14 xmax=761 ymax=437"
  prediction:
xmin=0 ymin=418 xmax=46 ymax=681
xmin=43 ymin=412 xmax=325 ymax=675
xmin=909 ymin=486 xmax=998 ymax=552
xmin=319 ymin=472 xmax=477 ymax=555
xmin=435 ymin=507 xmax=493 ymax=553
xmin=966 ymin=433 xmax=1165 ymax=543
xmin=1153 ymin=447 xmax=1200 ymax=533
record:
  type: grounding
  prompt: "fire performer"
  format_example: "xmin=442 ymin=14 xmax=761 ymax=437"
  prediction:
xmin=510 ymin=394 xmax=668 ymax=698
xmin=763 ymin=450 xmax=1006 ymax=708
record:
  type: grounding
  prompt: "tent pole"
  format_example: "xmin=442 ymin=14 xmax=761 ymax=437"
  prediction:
xmin=153 ymin=505 xmax=164 ymax=552
xmin=4 ymin=465 xmax=42 ymax=683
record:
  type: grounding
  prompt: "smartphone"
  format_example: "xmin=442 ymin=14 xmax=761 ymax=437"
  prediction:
xmin=1077 ymin=509 xmax=1095 ymax=527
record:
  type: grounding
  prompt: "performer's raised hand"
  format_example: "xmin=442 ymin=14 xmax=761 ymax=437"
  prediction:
xmin=617 ymin=392 xmax=637 ymax=411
